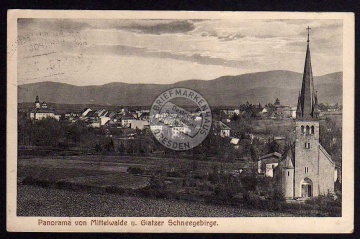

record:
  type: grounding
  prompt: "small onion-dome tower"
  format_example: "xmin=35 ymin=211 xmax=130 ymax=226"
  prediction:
xmin=41 ymin=101 xmax=48 ymax=109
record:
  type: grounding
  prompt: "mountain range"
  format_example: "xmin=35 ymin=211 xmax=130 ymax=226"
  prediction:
xmin=18 ymin=70 xmax=342 ymax=107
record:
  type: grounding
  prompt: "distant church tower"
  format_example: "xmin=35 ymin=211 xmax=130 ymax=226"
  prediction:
xmin=35 ymin=95 xmax=41 ymax=109
xmin=280 ymin=27 xmax=335 ymax=200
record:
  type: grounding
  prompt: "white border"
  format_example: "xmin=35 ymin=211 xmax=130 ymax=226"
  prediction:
xmin=7 ymin=10 xmax=354 ymax=233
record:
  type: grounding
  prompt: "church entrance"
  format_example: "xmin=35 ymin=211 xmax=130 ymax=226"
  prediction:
xmin=301 ymin=178 xmax=313 ymax=197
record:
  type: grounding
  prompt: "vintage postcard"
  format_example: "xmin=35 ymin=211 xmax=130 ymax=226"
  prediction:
xmin=7 ymin=10 xmax=354 ymax=233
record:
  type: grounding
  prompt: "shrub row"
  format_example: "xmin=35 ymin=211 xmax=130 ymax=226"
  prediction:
xmin=21 ymin=177 xmax=127 ymax=195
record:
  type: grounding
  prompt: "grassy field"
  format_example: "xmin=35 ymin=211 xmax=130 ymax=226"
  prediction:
xmin=17 ymin=155 xmax=340 ymax=217
xmin=17 ymin=185 xmax=293 ymax=217
xmin=18 ymin=155 xmax=249 ymax=187
xmin=18 ymin=156 xmax=154 ymax=190
xmin=16 ymin=155 xmax=268 ymax=217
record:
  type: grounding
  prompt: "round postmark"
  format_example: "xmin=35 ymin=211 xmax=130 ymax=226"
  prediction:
xmin=150 ymin=88 xmax=212 ymax=151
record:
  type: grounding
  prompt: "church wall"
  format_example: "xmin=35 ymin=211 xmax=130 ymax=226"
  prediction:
xmin=283 ymin=168 xmax=294 ymax=198
xmin=318 ymin=149 xmax=335 ymax=196
xmin=35 ymin=112 xmax=55 ymax=120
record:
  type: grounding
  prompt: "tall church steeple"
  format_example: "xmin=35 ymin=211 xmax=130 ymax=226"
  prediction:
xmin=296 ymin=26 xmax=318 ymax=120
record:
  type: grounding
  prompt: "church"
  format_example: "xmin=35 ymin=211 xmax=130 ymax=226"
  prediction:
xmin=274 ymin=27 xmax=335 ymax=200
xmin=30 ymin=96 xmax=60 ymax=121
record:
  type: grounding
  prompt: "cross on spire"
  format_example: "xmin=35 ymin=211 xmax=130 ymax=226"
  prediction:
xmin=307 ymin=26 xmax=311 ymax=42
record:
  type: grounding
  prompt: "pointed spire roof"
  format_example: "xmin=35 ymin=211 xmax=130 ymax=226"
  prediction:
xmin=284 ymin=154 xmax=294 ymax=169
xmin=296 ymin=91 xmax=302 ymax=115
xmin=281 ymin=143 xmax=295 ymax=168
xmin=296 ymin=26 xmax=318 ymax=120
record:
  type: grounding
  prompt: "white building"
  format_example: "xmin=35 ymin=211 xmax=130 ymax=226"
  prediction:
xmin=81 ymin=108 xmax=92 ymax=118
xmin=30 ymin=96 xmax=60 ymax=121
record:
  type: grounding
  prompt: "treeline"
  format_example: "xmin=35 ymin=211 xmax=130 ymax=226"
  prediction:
xmin=17 ymin=111 xmax=286 ymax=160
xmin=319 ymin=117 xmax=342 ymax=165
xmin=18 ymin=111 xmax=342 ymax=164
xmin=18 ymin=112 xmax=117 ymax=151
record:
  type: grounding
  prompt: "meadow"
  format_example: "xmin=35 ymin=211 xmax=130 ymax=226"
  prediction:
xmin=17 ymin=155 xmax=341 ymax=217
xmin=17 ymin=185 xmax=294 ymax=217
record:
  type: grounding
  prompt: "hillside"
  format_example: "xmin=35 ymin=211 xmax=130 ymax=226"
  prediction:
xmin=18 ymin=70 xmax=342 ymax=107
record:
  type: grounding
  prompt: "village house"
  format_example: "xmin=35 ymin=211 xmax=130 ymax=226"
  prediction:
xmin=80 ymin=108 xmax=92 ymax=118
xmin=139 ymin=111 xmax=150 ymax=121
xmin=64 ymin=112 xmax=80 ymax=122
xmin=260 ymin=107 xmax=268 ymax=114
xmin=130 ymin=119 xmax=149 ymax=130
xmin=257 ymin=152 xmax=282 ymax=177
xmin=220 ymin=109 xmax=240 ymax=118
xmin=327 ymin=103 xmax=340 ymax=112
xmin=274 ymin=105 xmax=292 ymax=118
xmin=290 ymin=106 xmax=297 ymax=118
xmin=213 ymin=121 xmax=231 ymax=137
xmin=120 ymin=112 xmax=136 ymax=128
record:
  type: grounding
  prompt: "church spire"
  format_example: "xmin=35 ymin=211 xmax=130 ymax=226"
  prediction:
xmin=296 ymin=26 xmax=317 ymax=120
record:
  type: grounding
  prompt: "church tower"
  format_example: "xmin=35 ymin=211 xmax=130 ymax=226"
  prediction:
xmin=292 ymin=27 xmax=334 ymax=198
xmin=35 ymin=95 xmax=41 ymax=109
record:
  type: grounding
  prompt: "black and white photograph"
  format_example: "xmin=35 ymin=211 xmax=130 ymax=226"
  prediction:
xmin=7 ymin=11 xmax=354 ymax=233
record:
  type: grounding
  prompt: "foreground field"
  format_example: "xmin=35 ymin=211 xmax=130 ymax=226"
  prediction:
xmin=17 ymin=155 xmax=341 ymax=217
xmin=17 ymin=185 xmax=293 ymax=217
xmin=17 ymin=155 xmax=248 ymax=189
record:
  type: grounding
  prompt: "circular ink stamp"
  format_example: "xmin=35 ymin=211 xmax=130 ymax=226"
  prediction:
xmin=150 ymin=88 xmax=212 ymax=151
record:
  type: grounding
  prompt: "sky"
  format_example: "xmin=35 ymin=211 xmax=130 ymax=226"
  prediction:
xmin=17 ymin=18 xmax=343 ymax=86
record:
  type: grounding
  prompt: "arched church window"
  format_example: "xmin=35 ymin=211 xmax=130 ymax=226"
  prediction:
xmin=311 ymin=126 xmax=314 ymax=134
xmin=301 ymin=125 xmax=304 ymax=134
xmin=306 ymin=125 xmax=310 ymax=135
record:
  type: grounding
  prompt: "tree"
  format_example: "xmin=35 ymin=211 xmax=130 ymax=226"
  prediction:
xmin=192 ymin=160 xmax=199 ymax=172
xmin=274 ymin=98 xmax=280 ymax=105
xmin=18 ymin=112 xmax=33 ymax=146
xmin=103 ymin=137 xmax=114 ymax=152
xmin=149 ymin=174 xmax=167 ymax=189
xmin=266 ymin=138 xmax=280 ymax=153
xmin=118 ymin=142 xmax=126 ymax=154
xmin=31 ymin=118 xmax=64 ymax=146
xmin=94 ymin=143 xmax=102 ymax=152
xmin=240 ymin=169 xmax=258 ymax=191
xmin=231 ymin=113 xmax=239 ymax=121
xmin=250 ymin=144 xmax=260 ymax=162
xmin=319 ymin=117 xmax=342 ymax=164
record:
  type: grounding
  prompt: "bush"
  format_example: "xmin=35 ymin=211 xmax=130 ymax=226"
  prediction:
xmin=305 ymin=195 xmax=341 ymax=216
xmin=127 ymin=166 xmax=144 ymax=175
xmin=166 ymin=171 xmax=182 ymax=178
xmin=243 ymin=191 xmax=284 ymax=211
xmin=135 ymin=187 xmax=175 ymax=199
xmin=240 ymin=173 xmax=258 ymax=191
xmin=94 ymin=143 xmax=102 ymax=152
xmin=22 ymin=177 xmax=51 ymax=188
xmin=150 ymin=173 xmax=168 ymax=188
xmin=22 ymin=176 xmax=37 ymax=185
xmin=105 ymin=186 xmax=126 ymax=195
xmin=55 ymin=181 xmax=72 ymax=190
